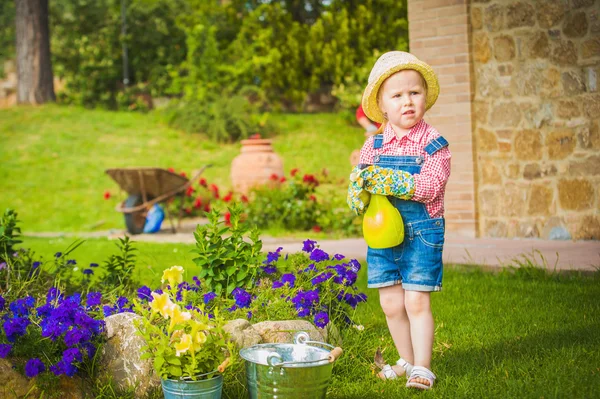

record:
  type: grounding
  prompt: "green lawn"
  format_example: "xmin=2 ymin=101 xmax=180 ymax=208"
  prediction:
xmin=0 ymin=105 xmax=364 ymax=233
xmin=18 ymin=236 xmax=600 ymax=398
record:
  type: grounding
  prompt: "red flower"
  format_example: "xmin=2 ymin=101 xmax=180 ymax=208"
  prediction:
xmin=193 ymin=198 xmax=203 ymax=208
xmin=249 ymin=133 xmax=261 ymax=139
xmin=223 ymin=191 xmax=233 ymax=203
xmin=203 ymin=203 xmax=211 ymax=213
xmin=199 ymin=178 xmax=207 ymax=187
xmin=209 ymin=184 xmax=219 ymax=199
xmin=103 ymin=191 xmax=111 ymax=200
xmin=180 ymin=171 xmax=187 ymax=178
xmin=279 ymin=176 xmax=286 ymax=183
xmin=290 ymin=168 xmax=299 ymax=177
xmin=186 ymin=186 xmax=195 ymax=197
xmin=312 ymin=225 xmax=322 ymax=233
xmin=168 ymin=167 xmax=175 ymax=173
xmin=241 ymin=195 xmax=249 ymax=203
xmin=184 ymin=207 xmax=192 ymax=215
xmin=309 ymin=194 xmax=317 ymax=202
xmin=269 ymin=173 xmax=279 ymax=181
xmin=224 ymin=212 xmax=232 ymax=226
xmin=302 ymin=174 xmax=319 ymax=186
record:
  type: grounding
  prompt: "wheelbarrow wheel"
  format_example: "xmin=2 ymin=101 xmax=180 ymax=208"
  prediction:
xmin=124 ymin=194 xmax=150 ymax=235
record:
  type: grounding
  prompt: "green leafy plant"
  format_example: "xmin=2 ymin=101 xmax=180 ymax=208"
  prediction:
xmin=134 ymin=265 xmax=234 ymax=380
xmin=192 ymin=204 xmax=262 ymax=295
xmin=101 ymin=237 xmax=137 ymax=292
xmin=0 ymin=208 xmax=22 ymax=264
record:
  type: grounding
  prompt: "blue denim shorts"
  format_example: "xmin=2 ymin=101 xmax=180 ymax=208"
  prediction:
xmin=366 ymin=218 xmax=445 ymax=292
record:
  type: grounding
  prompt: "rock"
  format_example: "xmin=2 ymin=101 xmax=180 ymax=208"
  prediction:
xmin=485 ymin=220 xmax=507 ymax=237
xmin=99 ymin=313 xmax=160 ymax=398
xmin=554 ymin=99 xmax=581 ymax=119
xmin=547 ymin=129 xmax=576 ymax=159
xmin=551 ymin=40 xmax=577 ymax=66
xmin=528 ymin=32 xmax=550 ymax=59
xmin=224 ymin=319 xmax=263 ymax=349
xmin=476 ymin=128 xmax=498 ymax=152
xmin=481 ymin=160 xmax=502 ymax=184
xmin=0 ymin=358 xmax=39 ymax=397
xmin=501 ymin=184 xmax=527 ymax=217
xmin=479 ymin=189 xmax=500 ymax=217
xmin=563 ymin=11 xmax=588 ymax=38
xmin=558 ymin=179 xmax=594 ymax=211
xmin=574 ymin=215 xmax=600 ymax=240
xmin=473 ymin=32 xmax=491 ymax=63
xmin=491 ymin=102 xmax=522 ymax=128
xmin=568 ymin=155 xmax=600 ymax=176
xmin=576 ymin=122 xmax=600 ymax=149
xmin=518 ymin=221 xmax=540 ymax=238
xmin=528 ymin=184 xmax=553 ymax=216
xmin=473 ymin=101 xmax=489 ymax=124
xmin=471 ymin=7 xmax=483 ymax=30
xmin=562 ymin=71 xmax=586 ymax=96
xmin=571 ymin=0 xmax=595 ymax=8
xmin=506 ymin=163 xmax=520 ymax=179
xmin=252 ymin=320 xmax=327 ymax=344
xmin=548 ymin=226 xmax=572 ymax=240
xmin=582 ymin=38 xmax=600 ymax=60
xmin=494 ymin=35 xmax=515 ymax=61
xmin=583 ymin=94 xmax=600 ymax=118
xmin=514 ymin=130 xmax=542 ymax=160
xmin=484 ymin=4 xmax=504 ymax=32
xmin=506 ymin=2 xmax=535 ymax=28
xmin=536 ymin=2 xmax=566 ymax=28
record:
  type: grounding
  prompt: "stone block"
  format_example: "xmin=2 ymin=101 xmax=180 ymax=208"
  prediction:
xmin=528 ymin=184 xmax=554 ymax=215
xmin=576 ymin=121 xmax=600 ymax=149
xmin=528 ymin=31 xmax=550 ymax=59
xmin=506 ymin=163 xmax=520 ymax=179
xmin=547 ymin=129 xmax=576 ymax=159
xmin=485 ymin=219 xmax=507 ymax=237
xmin=471 ymin=7 xmax=483 ymax=30
xmin=536 ymin=2 xmax=566 ymax=28
xmin=491 ymin=102 xmax=522 ymax=128
xmin=476 ymin=127 xmax=498 ymax=152
xmin=518 ymin=221 xmax=540 ymax=238
xmin=551 ymin=40 xmax=578 ymax=66
xmin=563 ymin=11 xmax=589 ymax=38
xmin=476 ymin=64 xmax=500 ymax=97
xmin=542 ymin=67 xmax=561 ymax=97
xmin=501 ymin=184 xmax=527 ymax=217
xmin=473 ymin=32 xmax=491 ymax=63
xmin=474 ymin=101 xmax=489 ymax=124
xmin=515 ymin=64 xmax=543 ymax=96
xmin=562 ymin=70 xmax=586 ymax=95
xmin=481 ymin=160 xmax=502 ymax=184
xmin=494 ymin=35 xmax=515 ymax=61
xmin=574 ymin=215 xmax=600 ymax=240
xmin=479 ymin=189 xmax=500 ymax=216
xmin=568 ymin=155 xmax=600 ymax=176
xmin=558 ymin=178 xmax=594 ymax=211
xmin=581 ymin=37 xmax=600 ymax=60
xmin=554 ymin=99 xmax=581 ymax=119
xmin=484 ymin=4 xmax=504 ymax=31
xmin=583 ymin=94 xmax=600 ymax=118
xmin=514 ymin=129 xmax=542 ymax=160
xmin=506 ymin=2 xmax=535 ymax=28
xmin=571 ymin=0 xmax=595 ymax=8
xmin=541 ymin=216 xmax=572 ymax=240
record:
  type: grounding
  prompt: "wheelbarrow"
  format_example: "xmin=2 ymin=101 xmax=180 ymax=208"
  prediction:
xmin=105 ymin=165 xmax=211 ymax=234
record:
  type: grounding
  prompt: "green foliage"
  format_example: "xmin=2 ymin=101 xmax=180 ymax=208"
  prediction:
xmin=101 ymin=237 xmax=137 ymax=293
xmin=0 ymin=0 xmax=15 ymax=77
xmin=192 ymin=205 xmax=263 ymax=295
xmin=0 ymin=208 xmax=22 ymax=263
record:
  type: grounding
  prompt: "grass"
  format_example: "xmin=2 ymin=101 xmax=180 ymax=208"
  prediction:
xmin=0 ymin=105 xmax=364 ymax=233
xmin=18 ymin=236 xmax=600 ymax=398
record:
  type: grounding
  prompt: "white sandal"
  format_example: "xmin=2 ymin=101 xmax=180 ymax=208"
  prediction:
xmin=379 ymin=358 xmax=414 ymax=380
xmin=406 ymin=365 xmax=436 ymax=390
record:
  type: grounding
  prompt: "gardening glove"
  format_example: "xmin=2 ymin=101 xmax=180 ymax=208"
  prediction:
xmin=362 ymin=165 xmax=416 ymax=200
xmin=347 ymin=165 xmax=371 ymax=216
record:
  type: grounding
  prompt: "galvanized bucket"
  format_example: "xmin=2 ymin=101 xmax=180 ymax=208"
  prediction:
xmin=240 ymin=331 xmax=343 ymax=399
xmin=161 ymin=372 xmax=223 ymax=399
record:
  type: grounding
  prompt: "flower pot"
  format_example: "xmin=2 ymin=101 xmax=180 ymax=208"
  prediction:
xmin=230 ymin=139 xmax=284 ymax=195
xmin=161 ymin=373 xmax=223 ymax=399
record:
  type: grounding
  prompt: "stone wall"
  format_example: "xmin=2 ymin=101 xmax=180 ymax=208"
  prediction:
xmin=470 ymin=0 xmax=600 ymax=239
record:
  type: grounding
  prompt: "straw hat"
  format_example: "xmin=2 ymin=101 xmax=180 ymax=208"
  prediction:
xmin=361 ymin=51 xmax=439 ymax=123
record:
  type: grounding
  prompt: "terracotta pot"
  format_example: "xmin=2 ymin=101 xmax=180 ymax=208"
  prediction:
xmin=230 ymin=139 xmax=284 ymax=195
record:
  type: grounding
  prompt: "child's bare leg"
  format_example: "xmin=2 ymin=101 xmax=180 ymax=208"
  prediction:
xmin=378 ymin=284 xmax=414 ymax=377
xmin=404 ymin=290 xmax=434 ymax=386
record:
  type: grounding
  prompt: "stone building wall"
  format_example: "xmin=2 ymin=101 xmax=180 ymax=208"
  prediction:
xmin=470 ymin=0 xmax=600 ymax=240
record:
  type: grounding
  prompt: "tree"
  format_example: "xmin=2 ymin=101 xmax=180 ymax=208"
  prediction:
xmin=15 ymin=0 xmax=55 ymax=104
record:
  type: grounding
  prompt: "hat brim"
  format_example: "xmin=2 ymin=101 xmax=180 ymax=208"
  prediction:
xmin=361 ymin=61 xmax=439 ymax=123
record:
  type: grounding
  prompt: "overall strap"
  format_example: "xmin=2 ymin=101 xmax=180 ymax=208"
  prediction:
xmin=372 ymin=134 xmax=384 ymax=150
xmin=424 ymin=136 xmax=449 ymax=156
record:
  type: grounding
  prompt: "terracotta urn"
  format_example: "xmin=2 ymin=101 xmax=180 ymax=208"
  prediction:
xmin=230 ymin=139 xmax=284 ymax=195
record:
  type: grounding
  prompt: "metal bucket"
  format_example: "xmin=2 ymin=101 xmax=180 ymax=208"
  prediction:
xmin=161 ymin=372 xmax=223 ymax=399
xmin=240 ymin=331 xmax=343 ymax=399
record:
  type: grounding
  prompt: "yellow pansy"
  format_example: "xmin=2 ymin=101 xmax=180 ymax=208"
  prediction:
xmin=191 ymin=331 xmax=207 ymax=352
xmin=150 ymin=292 xmax=176 ymax=319
xmin=168 ymin=305 xmax=192 ymax=332
xmin=175 ymin=333 xmax=192 ymax=357
xmin=161 ymin=265 xmax=184 ymax=288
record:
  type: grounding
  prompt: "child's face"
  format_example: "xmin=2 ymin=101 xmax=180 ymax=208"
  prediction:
xmin=378 ymin=70 xmax=427 ymax=133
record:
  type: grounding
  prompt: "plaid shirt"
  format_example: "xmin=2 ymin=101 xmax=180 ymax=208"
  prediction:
xmin=358 ymin=119 xmax=451 ymax=218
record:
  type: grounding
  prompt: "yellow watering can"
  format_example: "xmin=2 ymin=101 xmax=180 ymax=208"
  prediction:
xmin=363 ymin=194 xmax=405 ymax=249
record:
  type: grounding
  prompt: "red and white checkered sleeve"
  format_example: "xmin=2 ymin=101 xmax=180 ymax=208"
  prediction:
xmin=412 ymin=145 xmax=451 ymax=204
xmin=358 ymin=136 xmax=375 ymax=165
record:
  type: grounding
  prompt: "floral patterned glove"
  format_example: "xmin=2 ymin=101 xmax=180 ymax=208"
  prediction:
xmin=363 ymin=165 xmax=415 ymax=200
xmin=347 ymin=166 xmax=371 ymax=216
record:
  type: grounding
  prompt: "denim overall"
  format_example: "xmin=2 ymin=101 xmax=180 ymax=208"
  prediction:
xmin=364 ymin=134 xmax=449 ymax=292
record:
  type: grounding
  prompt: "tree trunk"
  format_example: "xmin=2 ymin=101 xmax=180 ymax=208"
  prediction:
xmin=15 ymin=0 xmax=55 ymax=104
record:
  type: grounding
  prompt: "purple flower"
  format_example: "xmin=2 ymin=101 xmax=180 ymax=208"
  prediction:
xmin=281 ymin=273 xmax=296 ymax=288
xmin=311 ymin=272 xmax=333 ymax=286
xmin=272 ymin=280 xmax=284 ymax=289
xmin=310 ymin=249 xmax=329 ymax=263
xmin=193 ymin=276 xmax=201 ymax=287
xmin=246 ymin=311 xmax=253 ymax=319
xmin=261 ymin=265 xmax=278 ymax=274
xmin=203 ymin=292 xmax=217 ymax=304
xmin=265 ymin=247 xmax=283 ymax=265
xmin=232 ymin=288 xmax=252 ymax=308
xmin=64 ymin=327 xmax=92 ymax=346
xmin=349 ymin=259 xmax=361 ymax=273
xmin=302 ymin=263 xmax=317 ymax=273
xmin=116 ymin=296 xmax=129 ymax=310
xmin=28 ymin=261 xmax=41 ymax=277
xmin=86 ymin=292 xmax=102 ymax=307
xmin=302 ymin=239 xmax=317 ymax=253
xmin=0 ymin=344 xmax=11 ymax=358
xmin=82 ymin=269 xmax=93 ymax=275
xmin=297 ymin=307 xmax=310 ymax=317
xmin=344 ymin=293 xmax=359 ymax=309
xmin=9 ymin=296 xmax=36 ymax=316
xmin=67 ymin=293 xmax=82 ymax=305
xmin=137 ymin=286 xmax=152 ymax=301
xmin=54 ymin=252 xmax=62 ymax=258
xmin=25 ymin=358 xmax=45 ymax=378
xmin=62 ymin=347 xmax=83 ymax=364
xmin=50 ymin=360 xmax=77 ymax=377
xmin=0 ymin=295 xmax=4 ymax=311
xmin=46 ymin=287 xmax=62 ymax=302
xmin=333 ymin=254 xmax=345 ymax=261
xmin=67 ymin=259 xmax=77 ymax=265
xmin=89 ymin=263 xmax=99 ymax=267
xmin=103 ymin=305 xmax=115 ymax=317
xmin=4 ymin=317 xmax=30 ymax=342
xmin=356 ymin=293 xmax=367 ymax=303
xmin=314 ymin=311 xmax=329 ymax=328
xmin=0 ymin=262 xmax=6 ymax=270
